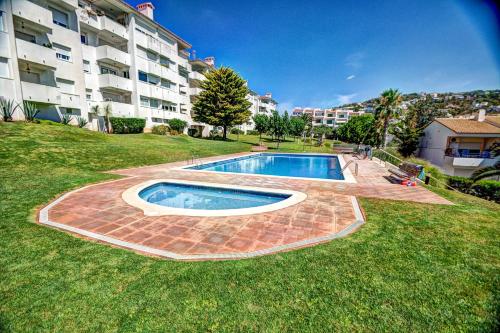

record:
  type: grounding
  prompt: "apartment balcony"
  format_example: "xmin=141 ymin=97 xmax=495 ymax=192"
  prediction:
xmin=147 ymin=37 xmax=160 ymax=54
xmin=78 ymin=9 xmax=128 ymax=41
xmin=96 ymin=45 xmax=131 ymax=67
xmin=148 ymin=62 xmax=162 ymax=77
xmin=59 ymin=92 xmax=81 ymax=109
xmin=98 ymin=74 xmax=133 ymax=92
xmin=160 ymin=66 xmax=177 ymax=82
xmin=21 ymin=81 xmax=59 ymax=104
xmin=160 ymin=42 xmax=175 ymax=57
xmin=161 ymin=89 xmax=177 ymax=102
xmin=189 ymin=71 xmax=206 ymax=82
xmin=12 ymin=0 xmax=53 ymax=31
xmin=16 ymin=39 xmax=57 ymax=69
xmin=150 ymin=85 xmax=163 ymax=100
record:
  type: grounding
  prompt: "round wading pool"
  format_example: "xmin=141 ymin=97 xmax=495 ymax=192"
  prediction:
xmin=122 ymin=179 xmax=307 ymax=217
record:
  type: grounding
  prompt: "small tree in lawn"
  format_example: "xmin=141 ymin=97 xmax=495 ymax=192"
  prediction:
xmin=282 ymin=111 xmax=291 ymax=140
xmin=268 ymin=110 xmax=286 ymax=149
xmin=289 ymin=117 xmax=306 ymax=142
xmin=314 ymin=125 xmax=333 ymax=146
xmin=252 ymin=113 xmax=269 ymax=145
xmin=192 ymin=67 xmax=252 ymax=140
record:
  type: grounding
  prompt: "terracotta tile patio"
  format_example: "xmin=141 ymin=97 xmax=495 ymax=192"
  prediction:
xmin=38 ymin=152 xmax=452 ymax=260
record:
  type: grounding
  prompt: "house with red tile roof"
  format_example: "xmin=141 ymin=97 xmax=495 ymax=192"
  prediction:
xmin=419 ymin=110 xmax=500 ymax=177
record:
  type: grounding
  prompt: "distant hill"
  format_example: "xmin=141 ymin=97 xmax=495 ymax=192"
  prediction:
xmin=341 ymin=89 xmax=500 ymax=117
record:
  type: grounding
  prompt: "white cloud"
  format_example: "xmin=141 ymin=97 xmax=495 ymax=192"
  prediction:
xmin=337 ymin=93 xmax=357 ymax=105
xmin=345 ymin=52 xmax=365 ymax=69
xmin=346 ymin=75 xmax=356 ymax=80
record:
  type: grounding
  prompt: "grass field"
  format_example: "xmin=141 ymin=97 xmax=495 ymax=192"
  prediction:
xmin=0 ymin=122 xmax=499 ymax=332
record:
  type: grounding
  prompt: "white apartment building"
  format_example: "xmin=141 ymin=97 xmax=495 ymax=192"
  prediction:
xmin=292 ymin=107 xmax=364 ymax=128
xmin=188 ymin=56 xmax=278 ymax=134
xmin=0 ymin=0 xmax=204 ymax=133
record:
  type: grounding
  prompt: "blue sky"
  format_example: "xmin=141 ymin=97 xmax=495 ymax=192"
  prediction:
xmin=126 ymin=0 xmax=500 ymax=111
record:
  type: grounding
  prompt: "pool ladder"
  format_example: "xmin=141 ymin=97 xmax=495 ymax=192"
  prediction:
xmin=187 ymin=154 xmax=202 ymax=166
xmin=341 ymin=160 xmax=358 ymax=176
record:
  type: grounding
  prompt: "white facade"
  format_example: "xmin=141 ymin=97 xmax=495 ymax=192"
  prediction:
xmin=292 ymin=107 xmax=364 ymax=128
xmin=0 ymin=0 xmax=206 ymax=133
xmin=419 ymin=118 xmax=500 ymax=177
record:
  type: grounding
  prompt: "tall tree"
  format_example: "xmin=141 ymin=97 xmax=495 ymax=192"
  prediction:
xmin=192 ymin=67 xmax=252 ymax=139
xmin=252 ymin=113 xmax=269 ymax=145
xmin=289 ymin=117 xmax=306 ymax=142
xmin=282 ymin=111 xmax=291 ymax=139
xmin=268 ymin=110 xmax=286 ymax=148
xmin=375 ymin=88 xmax=403 ymax=148
xmin=336 ymin=114 xmax=379 ymax=146
xmin=391 ymin=109 xmax=423 ymax=157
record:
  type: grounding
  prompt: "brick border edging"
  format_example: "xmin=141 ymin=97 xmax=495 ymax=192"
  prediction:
xmin=38 ymin=184 xmax=366 ymax=261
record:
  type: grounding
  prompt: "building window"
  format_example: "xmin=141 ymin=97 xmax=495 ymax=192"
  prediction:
xmin=149 ymin=98 xmax=159 ymax=108
xmin=15 ymin=31 xmax=36 ymax=43
xmin=83 ymin=60 xmax=90 ymax=73
xmin=85 ymin=89 xmax=92 ymax=101
xmin=0 ymin=11 xmax=5 ymax=32
xmin=100 ymin=66 xmax=117 ymax=75
xmin=51 ymin=7 xmax=69 ymax=28
xmin=148 ymin=74 xmax=159 ymax=85
xmin=140 ymin=96 xmax=149 ymax=107
xmin=54 ymin=43 xmax=71 ymax=62
xmin=80 ymin=33 xmax=88 ymax=45
xmin=138 ymin=71 xmax=148 ymax=82
xmin=123 ymin=71 xmax=130 ymax=79
xmin=0 ymin=57 xmax=9 ymax=78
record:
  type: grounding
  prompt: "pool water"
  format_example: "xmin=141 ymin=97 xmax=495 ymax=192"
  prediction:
xmin=139 ymin=182 xmax=290 ymax=210
xmin=188 ymin=153 xmax=345 ymax=180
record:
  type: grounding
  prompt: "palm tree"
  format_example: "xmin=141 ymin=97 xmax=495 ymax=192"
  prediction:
xmin=103 ymin=103 xmax=112 ymax=134
xmin=376 ymin=89 xmax=403 ymax=148
xmin=471 ymin=161 xmax=500 ymax=182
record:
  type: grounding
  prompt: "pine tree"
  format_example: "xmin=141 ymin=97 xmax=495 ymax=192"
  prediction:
xmin=192 ymin=67 xmax=252 ymax=140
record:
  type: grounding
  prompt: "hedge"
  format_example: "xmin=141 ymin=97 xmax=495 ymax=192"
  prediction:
xmin=448 ymin=176 xmax=500 ymax=203
xmin=109 ymin=117 xmax=145 ymax=134
xmin=246 ymin=130 xmax=259 ymax=136
xmin=230 ymin=128 xmax=244 ymax=135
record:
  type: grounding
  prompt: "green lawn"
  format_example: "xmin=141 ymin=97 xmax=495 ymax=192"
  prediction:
xmin=0 ymin=122 xmax=499 ymax=332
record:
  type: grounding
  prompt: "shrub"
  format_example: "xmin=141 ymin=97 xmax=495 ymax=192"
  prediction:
xmin=22 ymin=101 xmax=40 ymax=122
xmin=0 ymin=98 xmax=19 ymax=121
xmin=38 ymin=119 xmax=63 ymax=126
xmin=61 ymin=114 xmax=73 ymax=125
xmin=230 ymin=127 xmax=244 ymax=135
xmin=447 ymin=176 xmax=474 ymax=192
xmin=246 ymin=130 xmax=259 ymax=136
xmin=470 ymin=180 xmax=500 ymax=203
xmin=109 ymin=117 xmax=145 ymax=134
xmin=152 ymin=124 xmax=169 ymax=135
xmin=167 ymin=118 xmax=187 ymax=133
xmin=76 ymin=116 xmax=88 ymax=128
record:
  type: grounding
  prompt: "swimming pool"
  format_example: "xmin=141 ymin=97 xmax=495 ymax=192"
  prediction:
xmin=186 ymin=153 xmax=349 ymax=181
xmin=122 ymin=179 xmax=307 ymax=216
xmin=139 ymin=182 xmax=289 ymax=210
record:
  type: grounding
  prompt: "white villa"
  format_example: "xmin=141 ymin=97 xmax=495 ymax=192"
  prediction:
xmin=419 ymin=111 xmax=500 ymax=177
xmin=0 ymin=0 xmax=277 ymax=136
xmin=292 ymin=107 xmax=365 ymax=128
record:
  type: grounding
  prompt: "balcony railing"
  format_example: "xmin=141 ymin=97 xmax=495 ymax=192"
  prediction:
xmin=444 ymin=149 xmax=493 ymax=159
xmin=21 ymin=81 xmax=59 ymax=104
xmin=16 ymin=38 xmax=57 ymax=69
xmin=98 ymin=74 xmax=133 ymax=92
xmin=96 ymin=45 xmax=131 ymax=67
xmin=12 ymin=0 xmax=53 ymax=30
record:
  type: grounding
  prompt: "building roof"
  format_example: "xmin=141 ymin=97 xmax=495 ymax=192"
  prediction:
xmin=485 ymin=116 xmax=500 ymax=127
xmin=434 ymin=118 xmax=500 ymax=134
